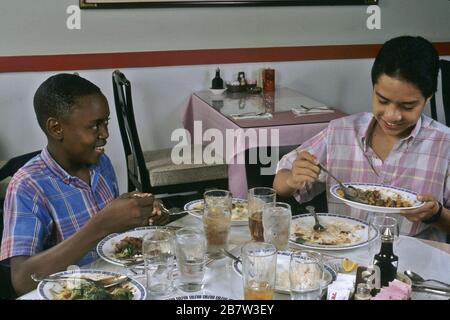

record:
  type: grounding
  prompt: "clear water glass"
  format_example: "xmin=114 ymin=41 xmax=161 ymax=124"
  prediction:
xmin=262 ymin=202 xmax=292 ymax=250
xmin=175 ymin=228 xmax=207 ymax=292
xmin=143 ymin=229 xmax=175 ymax=298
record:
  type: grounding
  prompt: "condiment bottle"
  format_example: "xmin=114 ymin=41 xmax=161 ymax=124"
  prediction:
xmin=211 ymin=68 xmax=224 ymax=89
xmin=373 ymin=228 xmax=398 ymax=286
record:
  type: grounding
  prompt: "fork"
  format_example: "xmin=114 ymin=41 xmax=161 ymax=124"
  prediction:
xmin=31 ymin=273 xmax=129 ymax=288
xmin=316 ymin=163 xmax=367 ymax=204
xmin=299 ymin=105 xmax=330 ymax=111
xmin=229 ymin=111 xmax=266 ymax=117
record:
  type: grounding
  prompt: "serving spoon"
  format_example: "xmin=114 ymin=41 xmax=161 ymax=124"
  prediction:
xmin=404 ymin=270 xmax=450 ymax=288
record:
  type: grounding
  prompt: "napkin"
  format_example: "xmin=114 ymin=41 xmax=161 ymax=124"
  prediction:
xmin=229 ymin=112 xmax=273 ymax=120
xmin=291 ymin=105 xmax=334 ymax=116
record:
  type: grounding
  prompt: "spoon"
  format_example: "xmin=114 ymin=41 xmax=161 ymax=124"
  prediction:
xmin=306 ymin=205 xmax=326 ymax=232
xmin=404 ymin=270 xmax=450 ymax=287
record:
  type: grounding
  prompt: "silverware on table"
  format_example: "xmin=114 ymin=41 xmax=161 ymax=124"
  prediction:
xmin=412 ymin=284 xmax=450 ymax=296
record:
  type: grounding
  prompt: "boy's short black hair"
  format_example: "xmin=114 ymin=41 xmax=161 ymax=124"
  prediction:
xmin=371 ymin=36 xmax=439 ymax=99
xmin=33 ymin=73 xmax=102 ymax=132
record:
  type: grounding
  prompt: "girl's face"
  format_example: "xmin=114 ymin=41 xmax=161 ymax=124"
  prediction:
xmin=372 ymin=74 xmax=430 ymax=139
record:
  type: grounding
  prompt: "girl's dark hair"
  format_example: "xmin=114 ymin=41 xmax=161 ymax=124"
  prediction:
xmin=371 ymin=36 xmax=439 ymax=99
xmin=33 ymin=73 xmax=102 ymax=132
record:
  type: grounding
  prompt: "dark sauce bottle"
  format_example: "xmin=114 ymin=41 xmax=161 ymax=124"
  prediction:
xmin=373 ymin=228 xmax=398 ymax=286
xmin=212 ymin=68 xmax=224 ymax=89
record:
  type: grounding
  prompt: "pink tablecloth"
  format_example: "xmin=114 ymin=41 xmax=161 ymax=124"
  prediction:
xmin=182 ymin=92 xmax=346 ymax=198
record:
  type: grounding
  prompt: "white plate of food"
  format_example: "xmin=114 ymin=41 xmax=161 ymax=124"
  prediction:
xmin=96 ymin=226 xmax=179 ymax=268
xmin=289 ymin=213 xmax=378 ymax=251
xmin=330 ymin=183 xmax=424 ymax=213
xmin=37 ymin=269 xmax=146 ymax=300
xmin=167 ymin=294 xmax=232 ymax=300
xmin=232 ymin=250 xmax=337 ymax=295
xmin=184 ymin=198 xmax=248 ymax=226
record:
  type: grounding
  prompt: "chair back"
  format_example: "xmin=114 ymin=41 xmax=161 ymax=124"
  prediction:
xmin=430 ymin=59 xmax=450 ymax=126
xmin=112 ymin=70 xmax=151 ymax=193
xmin=0 ymin=150 xmax=41 ymax=181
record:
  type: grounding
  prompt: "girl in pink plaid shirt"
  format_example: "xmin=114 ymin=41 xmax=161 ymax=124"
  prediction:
xmin=274 ymin=36 xmax=450 ymax=242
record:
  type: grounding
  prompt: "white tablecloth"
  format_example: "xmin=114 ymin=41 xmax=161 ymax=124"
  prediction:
xmin=19 ymin=215 xmax=450 ymax=300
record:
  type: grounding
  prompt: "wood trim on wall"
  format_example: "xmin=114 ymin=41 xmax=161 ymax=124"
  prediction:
xmin=1 ymin=42 xmax=449 ymax=73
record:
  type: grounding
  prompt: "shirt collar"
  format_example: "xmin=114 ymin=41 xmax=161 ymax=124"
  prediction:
xmin=41 ymin=147 xmax=99 ymax=185
xmin=360 ymin=114 xmax=424 ymax=151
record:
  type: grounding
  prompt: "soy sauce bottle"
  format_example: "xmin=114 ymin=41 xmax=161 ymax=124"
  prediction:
xmin=211 ymin=68 xmax=224 ymax=89
xmin=373 ymin=228 xmax=398 ymax=286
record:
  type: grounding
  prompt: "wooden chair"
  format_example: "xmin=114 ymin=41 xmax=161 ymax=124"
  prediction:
xmin=112 ymin=70 xmax=228 ymax=208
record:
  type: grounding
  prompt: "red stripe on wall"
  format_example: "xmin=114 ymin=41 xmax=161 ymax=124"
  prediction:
xmin=1 ymin=43 xmax=449 ymax=73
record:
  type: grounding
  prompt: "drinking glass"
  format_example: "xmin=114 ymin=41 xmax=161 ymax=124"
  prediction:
xmin=262 ymin=202 xmax=292 ymax=250
xmin=142 ymin=229 xmax=175 ymax=298
xmin=289 ymin=250 xmax=324 ymax=300
xmin=241 ymin=242 xmax=277 ymax=300
xmin=175 ymin=228 xmax=207 ymax=292
xmin=367 ymin=215 xmax=399 ymax=265
xmin=202 ymin=189 xmax=232 ymax=259
xmin=248 ymin=187 xmax=276 ymax=242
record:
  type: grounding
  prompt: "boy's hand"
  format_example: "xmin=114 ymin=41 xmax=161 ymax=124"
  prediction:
xmin=286 ymin=150 xmax=320 ymax=190
xmin=148 ymin=199 xmax=170 ymax=226
xmin=95 ymin=192 xmax=156 ymax=234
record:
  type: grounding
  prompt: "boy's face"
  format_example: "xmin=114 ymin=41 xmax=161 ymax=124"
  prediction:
xmin=372 ymin=74 xmax=430 ymax=139
xmin=58 ymin=94 xmax=110 ymax=167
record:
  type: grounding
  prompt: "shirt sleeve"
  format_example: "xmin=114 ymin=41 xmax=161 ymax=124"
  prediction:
xmin=276 ymin=127 xmax=329 ymax=203
xmin=0 ymin=179 xmax=49 ymax=264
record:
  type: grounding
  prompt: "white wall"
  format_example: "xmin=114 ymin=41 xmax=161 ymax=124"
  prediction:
xmin=0 ymin=0 xmax=449 ymax=192
xmin=0 ymin=0 xmax=449 ymax=55
xmin=1 ymin=57 xmax=448 ymax=193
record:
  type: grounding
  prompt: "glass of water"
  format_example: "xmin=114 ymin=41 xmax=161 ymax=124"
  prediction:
xmin=175 ymin=228 xmax=207 ymax=292
xmin=262 ymin=202 xmax=292 ymax=250
xmin=289 ymin=250 xmax=324 ymax=300
xmin=143 ymin=229 xmax=175 ymax=298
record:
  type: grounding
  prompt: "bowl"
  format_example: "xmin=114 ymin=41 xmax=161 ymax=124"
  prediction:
xmin=209 ymin=88 xmax=227 ymax=95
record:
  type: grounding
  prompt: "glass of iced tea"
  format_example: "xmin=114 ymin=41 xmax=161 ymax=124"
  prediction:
xmin=242 ymin=242 xmax=277 ymax=300
xmin=248 ymin=187 xmax=276 ymax=242
xmin=202 ymin=189 xmax=232 ymax=259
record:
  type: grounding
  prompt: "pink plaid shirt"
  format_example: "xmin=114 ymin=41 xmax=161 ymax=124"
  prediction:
xmin=277 ymin=112 xmax=450 ymax=242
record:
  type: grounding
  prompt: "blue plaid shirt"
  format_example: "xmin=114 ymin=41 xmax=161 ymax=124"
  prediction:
xmin=1 ymin=148 xmax=119 ymax=266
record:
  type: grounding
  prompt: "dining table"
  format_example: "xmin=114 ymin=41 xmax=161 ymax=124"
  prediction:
xmin=19 ymin=214 xmax=450 ymax=301
xmin=182 ymin=87 xmax=347 ymax=199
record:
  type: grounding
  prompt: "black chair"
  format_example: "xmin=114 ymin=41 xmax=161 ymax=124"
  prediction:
xmin=0 ymin=150 xmax=40 ymax=299
xmin=430 ymin=59 xmax=450 ymax=126
xmin=112 ymin=70 xmax=228 ymax=209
